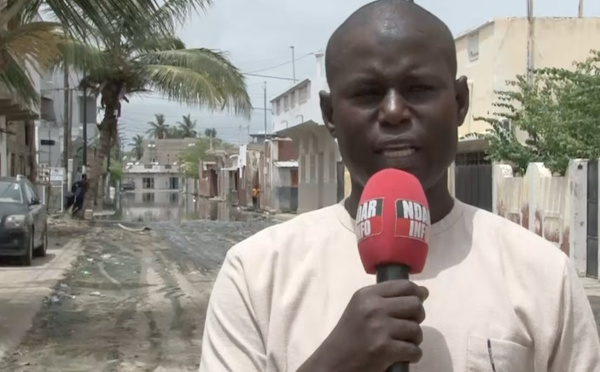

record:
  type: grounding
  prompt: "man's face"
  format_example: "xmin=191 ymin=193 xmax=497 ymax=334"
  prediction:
xmin=321 ymin=23 xmax=469 ymax=191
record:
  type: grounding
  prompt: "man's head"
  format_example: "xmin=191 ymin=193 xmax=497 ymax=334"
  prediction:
xmin=320 ymin=0 xmax=469 ymax=196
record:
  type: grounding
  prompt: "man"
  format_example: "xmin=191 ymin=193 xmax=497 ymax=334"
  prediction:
xmin=252 ymin=186 xmax=260 ymax=210
xmin=199 ymin=1 xmax=600 ymax=371
xmin=71 ymin=174 xmax=87 ymax=216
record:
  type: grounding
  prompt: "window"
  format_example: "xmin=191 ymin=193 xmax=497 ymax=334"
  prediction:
xmin=284 ymin=95 xmax=290 ymax=111
xmin=328 ymin=151 xmax=336 ymax=182
xmin=142 ymin=177 xmax=154 ymax=189
xmin=291 ymin=90 xmax=297 ymax=109
xmin=142 ymin=193 xmax=155 ymax=202
xmin=24 ymin=181 xmax=39 ymax=203
xmin=300 ymin=155 xmax=306 ymax=183
xmin=309 ymin=154 xmax=316 ymax=183
xmin=467 ymin=32 xmax=479 ymax=62
xmin=298 ymin=85 xmax=309 ymax=103
xmin=276 ymin=99 xmax=282 ymax=115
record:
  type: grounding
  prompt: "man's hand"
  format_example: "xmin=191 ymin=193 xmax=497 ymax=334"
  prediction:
xmin=297 ymin=280 xmax=428 ymax=372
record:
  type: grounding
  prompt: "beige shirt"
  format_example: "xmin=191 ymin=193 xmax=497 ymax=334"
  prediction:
xmin=199 ymin=200 xmax=600 ymax=372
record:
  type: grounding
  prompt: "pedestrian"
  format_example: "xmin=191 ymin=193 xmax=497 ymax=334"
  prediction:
xmin=251 ymin=186 xmax=260 ymax=210
xmin=199 ymin=1 xmax=600 ymax=371
xmin=71 ymin=174 xmax=87 ymax=217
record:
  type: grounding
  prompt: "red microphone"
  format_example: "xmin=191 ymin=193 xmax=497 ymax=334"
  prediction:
xmin=355 ymin=168 xmax=431 ymax=372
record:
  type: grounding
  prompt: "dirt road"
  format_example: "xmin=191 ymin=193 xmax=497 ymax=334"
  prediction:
xmin=0 ymin=218 xmax=274 ymax=372
xmin=0 ymin=221 xmax=82 ymax=364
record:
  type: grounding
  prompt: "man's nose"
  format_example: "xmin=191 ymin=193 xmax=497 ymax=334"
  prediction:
xmin=378 ymin=89 xmax=410 ymax=126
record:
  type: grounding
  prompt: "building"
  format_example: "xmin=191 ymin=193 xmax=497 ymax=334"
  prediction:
xmin=451 ymin=17 xmax=600 ymax=212
xmin=141 ymin=138 xmax=197 ymax=165
xmin=35 ymin=68 xmax=97 ymax=171
xmin=0 ymin=73 xmax=39 ymax=178
xmin=457 ymin=17 xmax=600 ymax=139
xmin=272 ymin=52 xmax=346 ymax=213
xmin=123 ymin=138 xmax=198 ymax=192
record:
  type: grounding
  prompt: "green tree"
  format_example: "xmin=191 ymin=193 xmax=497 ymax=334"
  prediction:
xmin=167 ymin=126 xmax=184 ymax=138
xmin=177 ymin=114 xmax=197 ymax=137
xmin=147 ymin=114 xmax=170 ymax=139
xmin=3 ymin=0 xmax=210 ymax=108
xmin=477 ymin=50 xmax=600 ymax=175
xmin=0 ymin=1 xmax=64 ymax=107
xmin=204 ymin=128 xmax=217 ymax=138
xmin=179 ymin=135 xmax=235 ymax=178
xmin=131 ymin=135 xmax=145 ymax=160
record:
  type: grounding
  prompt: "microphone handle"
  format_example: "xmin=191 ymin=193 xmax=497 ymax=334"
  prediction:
xmin=376 ymin=264 xmax=411 ymax=372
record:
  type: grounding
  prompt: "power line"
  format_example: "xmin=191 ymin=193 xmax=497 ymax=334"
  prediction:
xmin=243 ymin=73 xmax=296 ymax=81
xmin=244 ymin=52 xmax=314 ymax=74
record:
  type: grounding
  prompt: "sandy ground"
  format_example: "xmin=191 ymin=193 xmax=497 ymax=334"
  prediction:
xmin=0 ymin=215 xmax=598 ymax=372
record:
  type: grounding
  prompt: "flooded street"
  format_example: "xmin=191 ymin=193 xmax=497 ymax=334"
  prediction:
xmin=116 ymin=191 xmax=253 ymax=223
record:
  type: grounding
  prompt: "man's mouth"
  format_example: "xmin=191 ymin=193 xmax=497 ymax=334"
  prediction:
xmin=381 ymin=147 xmax=417 ymax=158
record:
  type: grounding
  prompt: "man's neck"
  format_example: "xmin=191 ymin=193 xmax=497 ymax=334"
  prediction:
xmin=345 ymin=175 xmax=454 ymax=224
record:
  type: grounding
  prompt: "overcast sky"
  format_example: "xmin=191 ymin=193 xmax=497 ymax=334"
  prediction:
xmin=120 ymin=0 xmax=600 ymax=146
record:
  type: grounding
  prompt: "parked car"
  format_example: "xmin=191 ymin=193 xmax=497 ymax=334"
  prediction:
xmin=0 ymin=175 xmax=48 ymax=266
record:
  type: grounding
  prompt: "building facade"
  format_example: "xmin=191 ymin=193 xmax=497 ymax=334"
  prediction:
xmin=273 ymin=52 xmax=346 ymax=213
xmin=456 ymin=17 xmax=600 ymax=139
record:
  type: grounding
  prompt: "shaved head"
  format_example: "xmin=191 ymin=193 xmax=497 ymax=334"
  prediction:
xmin=325 ymin=0 xmax=457 ymax=83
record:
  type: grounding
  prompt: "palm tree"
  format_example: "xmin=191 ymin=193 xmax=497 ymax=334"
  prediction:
xmin=131 ymin=135 xmax=144 ymax=160
xmin=168 ymin=126 xmax=184 ymax=139
xmin=177 ymin=114 xmax=197 ymax=138
xmin=2 ymin=0 xmax=212 ymax=108
xmin=61 ymin=8 xmax=251 ymax=211
xmin=147 ymin=113 xmax=170 ymax=139
xmin=0 ymin=1 xmax=64 ymax=108
xmin=204 ymin=128 xmax=217 ymax=139
xmin=27 ymin=0 xmax=211 ymax=41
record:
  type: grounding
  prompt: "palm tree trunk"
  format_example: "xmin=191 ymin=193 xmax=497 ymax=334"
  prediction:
xmin=83 ymin=94 xmax=118 ymax=216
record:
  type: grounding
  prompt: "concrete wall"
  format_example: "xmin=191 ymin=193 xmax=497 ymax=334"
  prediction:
xmin=492 ymin=160 xmax=590 ymax=276
xmin=455 ymin=17 xmax=600 ymax=138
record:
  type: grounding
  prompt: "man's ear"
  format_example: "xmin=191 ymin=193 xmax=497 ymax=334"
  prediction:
xmin=455 ymin=76 xmax=470 ymax=128
xmin=320 ymin=90 xmax=336 ymax=138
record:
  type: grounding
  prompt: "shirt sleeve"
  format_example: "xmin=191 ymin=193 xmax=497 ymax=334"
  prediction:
xmin=199 ymin=248 xmax=266 ymax=372
xmin=549 ymin=259 xmax=600 ymax=372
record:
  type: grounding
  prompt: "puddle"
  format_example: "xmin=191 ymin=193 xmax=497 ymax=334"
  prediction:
xmin=102 ymin=191 xmax=249 ymax=223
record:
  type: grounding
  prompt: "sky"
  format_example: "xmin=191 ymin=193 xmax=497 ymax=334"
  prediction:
xmin=119 ymin=0 xmax=600 ymax=147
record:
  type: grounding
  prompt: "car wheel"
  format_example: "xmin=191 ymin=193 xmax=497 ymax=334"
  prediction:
xmin=35 ymin=224 xmax=48 ymax=257
xmin=21 ymin=233 xmax=33 ymax=266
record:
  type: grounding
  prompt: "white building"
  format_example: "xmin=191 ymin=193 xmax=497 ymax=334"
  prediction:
xmin=36 ymin=68 xmax=97 ymax=170
xmin=273 ymin=51 xmax=344 ymax=213
xmin=0 ymin=57 xmax=40 ymax=177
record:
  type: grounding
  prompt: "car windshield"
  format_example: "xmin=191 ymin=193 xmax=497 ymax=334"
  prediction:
xmin=0 ymin=181 xmax=23 ymax=204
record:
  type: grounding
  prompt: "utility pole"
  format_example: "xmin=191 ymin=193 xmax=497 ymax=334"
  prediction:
xmin=263 ymin=82 xmax=267 ymax=156
xmin=578 ymin=0 xmax=584 ymax=17
xmin=63 ymin=64 xmax=69 ymax=174
xmin=82 ymin=64 xmax=88 ymax=175
xmin=526 ymin=0 xmax=534 ymax=83
xmin=290 ymin=46 xmax=297 ymax=82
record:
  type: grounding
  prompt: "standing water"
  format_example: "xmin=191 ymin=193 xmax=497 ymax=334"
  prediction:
xmin=117 ymin=190 xmax=247 ymax=223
